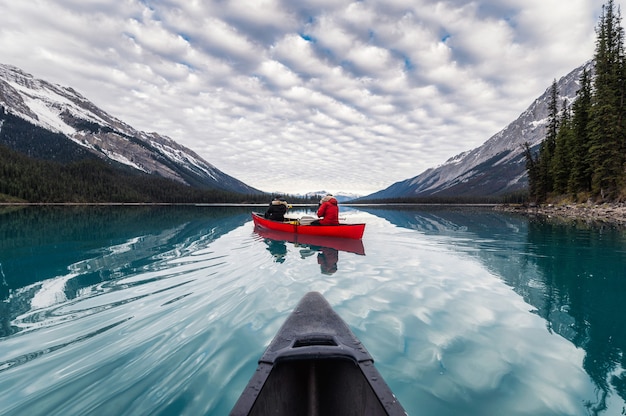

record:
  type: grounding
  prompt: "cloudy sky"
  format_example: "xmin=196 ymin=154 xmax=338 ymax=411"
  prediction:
xmin=0 ymin=0 xmax=618 ymax=195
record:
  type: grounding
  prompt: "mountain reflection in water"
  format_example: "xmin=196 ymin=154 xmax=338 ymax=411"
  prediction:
xmin=0 ymin=206 xmax=252 ymax=337
xmin=0 ymin=205 xmax=624 ymax=415
xmin=360 ymin=205 xmax=626 ymax=414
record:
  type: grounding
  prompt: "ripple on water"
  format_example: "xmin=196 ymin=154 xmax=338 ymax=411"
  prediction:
xmin=0 ymin=208 xmax=624 ymax=415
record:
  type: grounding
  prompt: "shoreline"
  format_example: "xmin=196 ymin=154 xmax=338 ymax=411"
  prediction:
xmin=496 ymin=202 xmax=626 ymax=227
xmin=2 ymin=201 xmax=625 ymax=226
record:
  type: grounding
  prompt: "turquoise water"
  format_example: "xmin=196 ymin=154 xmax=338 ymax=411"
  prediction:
xmin=1 ymin=205 xmax=625 ymax=415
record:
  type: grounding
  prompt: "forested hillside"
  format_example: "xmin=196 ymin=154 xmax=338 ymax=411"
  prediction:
xmin=525 ymin=0 xmax=626 ymax=203
xmin=0 ymin=143 xmax=265 ymax=203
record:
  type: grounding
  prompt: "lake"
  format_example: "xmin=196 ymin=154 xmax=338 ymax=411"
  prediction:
xmin=0 ymin=205 xmax=625 ymax=415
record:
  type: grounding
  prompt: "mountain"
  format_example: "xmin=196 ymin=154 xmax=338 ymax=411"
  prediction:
xmin=301 ymin=191 xmax=362 ymax=203
xmin=362 ymin=62 xmax=593 ymax=201
xmin=0 ymin=63 xmax=261 ymax=195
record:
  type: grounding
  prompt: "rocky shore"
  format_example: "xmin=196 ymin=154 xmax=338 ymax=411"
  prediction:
xmin=496 ymin=202 xmax=626 ymax=227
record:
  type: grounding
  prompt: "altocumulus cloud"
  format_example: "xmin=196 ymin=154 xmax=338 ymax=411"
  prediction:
xmin=0 ymin=0 xmax=616 ymax=194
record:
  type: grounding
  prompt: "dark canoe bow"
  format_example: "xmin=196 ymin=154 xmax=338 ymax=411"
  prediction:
xmin=251 ymin=212 xmax=366 ymax=240
xmin=230 ymin=291 xmax=407 ymax=416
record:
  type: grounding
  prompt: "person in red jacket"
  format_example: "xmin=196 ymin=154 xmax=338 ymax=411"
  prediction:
xmin=312 ymin=194 xmax=339 ymax=225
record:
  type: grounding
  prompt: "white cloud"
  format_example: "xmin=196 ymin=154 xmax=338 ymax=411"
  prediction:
xmin=257 ymin=60 xmax=302 ymax=89
xmin=0 ymin=0 xmax=617 ymax=195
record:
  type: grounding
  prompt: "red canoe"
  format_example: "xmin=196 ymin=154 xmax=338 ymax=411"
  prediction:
xmin=251 ymin=212 xmax=365 ymax=240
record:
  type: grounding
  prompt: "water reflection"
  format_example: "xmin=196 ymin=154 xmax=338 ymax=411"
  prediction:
xmin=361 ymin=206 xmax=626 ymax=413
xmin=525 ymin=220 xmax=626 ymax=414
xmin=264 ymin=238 xmax=288 ymax=263
xmin=254 ymin=226 xmax=365 ymax=275
xmin=0 ymin=206 xmax=252 ymax=338
xmin=317 ymin=247 xmax=338 ymax=275
xmin=1 ymin=205 xmax=624 ymax=415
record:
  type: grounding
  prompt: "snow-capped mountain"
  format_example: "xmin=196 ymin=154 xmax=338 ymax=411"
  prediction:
xmin=301 ymin=190 xmax=362 ymax=203
xmin=0 ymin=63 xmax=261 ymax=194
xmin=363 ymin=61 xmax=592 ymax=200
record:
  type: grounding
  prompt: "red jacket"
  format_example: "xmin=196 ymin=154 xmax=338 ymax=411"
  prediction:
xmin=317 ymin=197 xmax=339 ymax=225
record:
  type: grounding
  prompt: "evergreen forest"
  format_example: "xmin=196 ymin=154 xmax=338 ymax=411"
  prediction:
xmin=0 ymin=108 xmax=316 ymax=204
xmin=525 ymin=0 xmax=626 ymax=204
xmin=0 ymin=143 xmax=269 ymax=204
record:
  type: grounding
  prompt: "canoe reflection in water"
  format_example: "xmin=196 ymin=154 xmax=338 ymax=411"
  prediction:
xmin=254 ymin=227 xmax=365 ymax=275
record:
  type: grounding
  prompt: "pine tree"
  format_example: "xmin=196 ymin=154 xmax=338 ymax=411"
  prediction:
xmin=568 ymin=67 xmax=593 ymax=196
xmin=535 ymin=79 xmax=560 ymax=201
xmin=523 ymin=142 xmax=540 ymax=202
xmin=589 ymin=0 xmax=626 ymax=200
xmin=552 ymin=102 xmax=573 ymax=195
xmin=527 ymin=1 xmax=626 ymax=203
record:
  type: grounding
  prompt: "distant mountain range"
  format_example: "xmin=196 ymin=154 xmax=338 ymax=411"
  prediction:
xmin=301 ymin=191 xmax=362 ymax=203
xmin=0 ymin=64 xmax=261 ymax=195
xmin=1 ymin=61 xmax=592 ymax=202
xmin=361 ymin=61 xmax=592 ymax=201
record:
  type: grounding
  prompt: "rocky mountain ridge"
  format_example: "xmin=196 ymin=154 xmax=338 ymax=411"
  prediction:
xmin=0 ymin=63 xmax=260 ymax=195
xmin=363 ymin=61 xmax=593 ymax=200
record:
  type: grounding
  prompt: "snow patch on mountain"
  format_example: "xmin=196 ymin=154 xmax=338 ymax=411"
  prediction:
xmin=363 ymin=61 xmax=592 ymax=200
xmin=0 ymin=63 xmax=260 ymax=194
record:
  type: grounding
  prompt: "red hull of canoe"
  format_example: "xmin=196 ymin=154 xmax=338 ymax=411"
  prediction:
xmin=251 ymin=212 xmax=365 ymax=240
